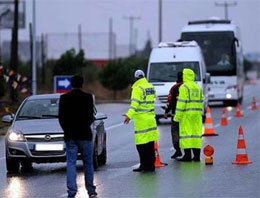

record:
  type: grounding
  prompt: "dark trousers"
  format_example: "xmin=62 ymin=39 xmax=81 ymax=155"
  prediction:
xmin=171 ymin=120 xmax=181 ymax=151
xmin=136 ymin=141 xmax=155 ymax=171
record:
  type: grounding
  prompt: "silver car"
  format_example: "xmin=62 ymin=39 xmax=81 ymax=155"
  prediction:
xmin=2 ymin=94 xmax=107 ymax=173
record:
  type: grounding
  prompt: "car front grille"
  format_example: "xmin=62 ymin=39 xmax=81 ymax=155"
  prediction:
xmin=24 ymin=134 xmax=64 ymax=142
xmin=158 ymin=95 xmax=168 ymax=103
xmin=30 ymin=150 xmax=66 ymax=156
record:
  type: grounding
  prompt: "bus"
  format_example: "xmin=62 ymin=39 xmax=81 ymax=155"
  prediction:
xmin=180 ymin=18 xmax=244 ymax=106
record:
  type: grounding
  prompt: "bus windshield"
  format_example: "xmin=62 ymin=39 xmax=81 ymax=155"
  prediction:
xmin=181 ymin=31 xmax=236 ymax=76
xmin=148 ymin=62 xmax=200 ymax=82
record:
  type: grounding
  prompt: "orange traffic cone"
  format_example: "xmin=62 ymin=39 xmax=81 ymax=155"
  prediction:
xmin=251 ymin=96 xmax=258 ymax=110
xmin=203 ymin=107 xmax=218 ymax=136
xmin=232 ymin=126 xmax=252 ymax=164
xmin=235 ymin=103 xmax=243 ymax=117
xmin=154 ymin=142 xmax=167 ymax=168
xmin=221 ymin=108 xmax=228 ymax=126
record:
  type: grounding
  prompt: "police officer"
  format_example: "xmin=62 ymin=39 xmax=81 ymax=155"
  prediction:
xmin=124 ymin=70 xmax=159 ymax=172
xmin=173 ymin=68 xmax=204 ymax=161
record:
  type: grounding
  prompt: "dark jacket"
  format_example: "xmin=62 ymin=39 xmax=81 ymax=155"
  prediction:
xmin=165 ymin=82 xmax=182 ymax=115
xmin=58 ymin=89 xmax=95 ymax=142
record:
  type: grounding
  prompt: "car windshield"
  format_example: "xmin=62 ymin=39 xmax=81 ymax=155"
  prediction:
xmin=148 ymin=62 xmax=200 ymax=82
xmin=181 ymin=31 xmax=236 ymax=76
xmin=17 ymin=99 xmax=59 ymax=120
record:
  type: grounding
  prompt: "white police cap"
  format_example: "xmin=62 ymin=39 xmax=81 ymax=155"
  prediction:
xmin=134 ymin=70 xmax=145 ymax=78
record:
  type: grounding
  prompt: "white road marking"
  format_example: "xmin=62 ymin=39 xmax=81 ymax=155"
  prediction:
xmin=214 ymin=123 xmax=220 ymax=128
xmin=227 ymin=116 xmax=232 ymax=121
xmin=105 ymin=120 xmax=132 ymax=131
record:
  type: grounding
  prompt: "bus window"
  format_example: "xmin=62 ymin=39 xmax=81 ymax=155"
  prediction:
xmin=181 ymin=31 xmax=236 ymax=76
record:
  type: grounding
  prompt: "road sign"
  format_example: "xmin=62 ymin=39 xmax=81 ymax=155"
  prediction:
xmin=54 ymin=75 xmax=72 ymax=93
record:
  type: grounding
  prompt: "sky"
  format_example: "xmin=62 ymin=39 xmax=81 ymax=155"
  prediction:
xmin=1 ymin=0 xmax=260 ymax=57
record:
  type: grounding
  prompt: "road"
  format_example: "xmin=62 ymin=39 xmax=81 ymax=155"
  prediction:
xmin=0 ymin=82 xmax=259 ymax=198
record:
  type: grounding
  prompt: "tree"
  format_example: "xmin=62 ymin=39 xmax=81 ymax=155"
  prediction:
xmin=99 ymin=59 xmax=131 ymax=99
xmin=53 ymin=49 xmax=86 ymax=76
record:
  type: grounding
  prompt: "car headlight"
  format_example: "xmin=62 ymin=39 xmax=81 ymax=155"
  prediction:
xmin=8 ymin=129 xmax=25 ymax=142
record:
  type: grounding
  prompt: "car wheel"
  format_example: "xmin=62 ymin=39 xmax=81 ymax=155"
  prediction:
xmin=98 ymin=135 xmax=107 ymax=165
xmin=21 ymin=161 xmax=33 ymax=172
xmin=6 ymin=156 xmax=20 ymax=173
xmin=156 ymin=115 xmax=161 ymax=125
xmin=93 ymin=141 xmax=99 ymax=171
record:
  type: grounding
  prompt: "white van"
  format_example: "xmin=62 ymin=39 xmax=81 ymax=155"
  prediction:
xmin=147 ymin=41 xmax=210 ymax=123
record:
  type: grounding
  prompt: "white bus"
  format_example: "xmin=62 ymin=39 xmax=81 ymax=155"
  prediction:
xmin=181 ymin=18 xmax=244 ymax=106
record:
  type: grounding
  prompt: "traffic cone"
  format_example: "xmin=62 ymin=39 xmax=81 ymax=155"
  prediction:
xmin=232 ymin=126 xmax=252 ymax=164
xmin=203 ymin=107 xmax=218 ymax=136
xmin=235 ymin=103 xmax=243 ymax=117
xmin=251 ymin=96 xmax=258 ymax=110
xmin=221 ymin=108 xmax=228 ymax=126
xmin=154 ymin=142 xmax=167 ymax=168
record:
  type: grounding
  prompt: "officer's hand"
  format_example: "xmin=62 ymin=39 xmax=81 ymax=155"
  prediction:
xmin=124 ymin=115 xmax=130 ymax=124
xmin=164 ymin=113 xmax=168 ymax=119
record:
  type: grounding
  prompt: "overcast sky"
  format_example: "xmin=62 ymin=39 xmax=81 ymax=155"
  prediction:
xmin=2 ymin=0 xmax=260 ymax=55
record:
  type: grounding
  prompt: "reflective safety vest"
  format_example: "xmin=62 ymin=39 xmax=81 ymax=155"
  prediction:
xmin=126 ymin=78 xmax=159 ymax=145
xmin=174 ymin=68 xmax=204 ymax=149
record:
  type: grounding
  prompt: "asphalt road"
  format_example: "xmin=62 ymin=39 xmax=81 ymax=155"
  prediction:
xmin=0 ymin=81 xmax=259 ymax=198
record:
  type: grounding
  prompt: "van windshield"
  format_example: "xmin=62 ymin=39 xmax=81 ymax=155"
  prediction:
xmin=148 ymin=62 xmax=201 ymax=82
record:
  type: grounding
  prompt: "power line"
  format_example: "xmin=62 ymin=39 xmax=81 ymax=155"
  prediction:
xmin=215 ymin=1 xmax=237 ymax=20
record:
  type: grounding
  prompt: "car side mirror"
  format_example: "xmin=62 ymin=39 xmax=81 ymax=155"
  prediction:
xmin=206 ymin=73 xmax=211 ymax=84
xmin=95 ymin=113 xmax=107 ymax=121
xmin=2 ymin=114 xmax=14 ymax=124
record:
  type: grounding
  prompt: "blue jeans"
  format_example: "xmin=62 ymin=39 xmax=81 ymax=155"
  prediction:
xmin=66 ymin=140 xmax=96 ymax=196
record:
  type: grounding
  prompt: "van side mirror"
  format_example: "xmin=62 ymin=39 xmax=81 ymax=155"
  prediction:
xmin=95 ymin=113 xmax=107 ymax=121
xmin=205 ymin=73 xmax=211 ymax=84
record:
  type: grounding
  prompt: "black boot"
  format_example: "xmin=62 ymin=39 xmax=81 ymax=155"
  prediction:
xmin=171 ymin=149 xmax=182 ymax=159
xmin=133 ymin=166 xmax=143 ymax=172
xmin=192 ymin=149 xmax=201 ymax=162
xmin=177 ymin=149 xmax=192 ymax=161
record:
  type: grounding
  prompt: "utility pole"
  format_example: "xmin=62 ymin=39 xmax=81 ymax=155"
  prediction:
xmin=158 ymin=0 xmax=162 ymax=43
xmin=32 ymin=0 xmax=37 ymax=95
xmin=108 ymin=18 xmax=113 ymax=60
xmin=215 ymin=1 xmax=237 ymax=20
xmin=123 ymin=16 xmax=140 ymax=56
xmin=10 ymin=0 xmax=19 ymax=101
xmin=78 ymin=24 xmax=82 ymax=51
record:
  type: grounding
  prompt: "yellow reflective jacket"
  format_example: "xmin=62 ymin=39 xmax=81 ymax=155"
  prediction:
xmin=126 ymin=78 xmax=159 ymax=145
xmin=173 ymin=68 xmax=204 ymax=149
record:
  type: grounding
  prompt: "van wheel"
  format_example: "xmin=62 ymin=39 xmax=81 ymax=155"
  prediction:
xmin=156 ymin=116 xmax=160 ymax=125
xmin=6 ymin=157 xmax=20 ymax=173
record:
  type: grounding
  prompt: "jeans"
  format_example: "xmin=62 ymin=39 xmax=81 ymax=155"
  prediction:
xmin=66 ymin=140 xmax=96 ymax=197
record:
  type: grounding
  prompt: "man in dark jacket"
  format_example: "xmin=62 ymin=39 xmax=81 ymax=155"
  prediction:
xmin=58 ymin=75 xmax=97 ymax=198
xmin=164 ymin=71 xmax=183 ymax=159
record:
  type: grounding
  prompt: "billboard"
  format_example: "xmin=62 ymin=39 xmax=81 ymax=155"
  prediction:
xmin=0 ymin=0 xmax=26 ymax=29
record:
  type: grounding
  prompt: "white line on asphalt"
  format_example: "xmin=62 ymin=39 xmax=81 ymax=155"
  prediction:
xmin=227 ymin=116 xmax=232 ymax=121
xmin=105 ymin=120 xmax=132 ymax=131
xmin=214 ymin=123 xmax=220 ymax=128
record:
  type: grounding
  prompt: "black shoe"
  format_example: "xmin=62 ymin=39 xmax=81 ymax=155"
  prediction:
xmin=89 ymin=193 xmax=98 ymax=198
xmin=142 ymin=167 xmax=155 ymax=173
xmin=171 ymin=150 xmax=182 ymax=159
xmin=133 ymin=167 xmax=143 ymax=172
xmin=192 ymin=158 xmax=200 ymax=162
xmin=177 ymin=156 xmax=192 ymax=162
